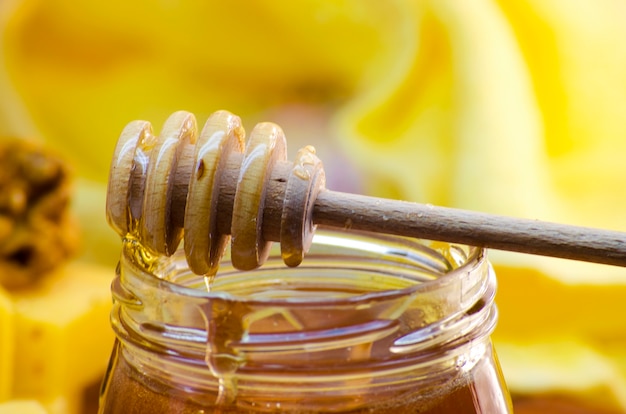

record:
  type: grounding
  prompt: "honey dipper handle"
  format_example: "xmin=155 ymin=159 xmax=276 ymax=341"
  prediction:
xmin=313 ymin=190 xmax=626 ymax=267
xmin=108 ymin=110 xmax=626 ymax=271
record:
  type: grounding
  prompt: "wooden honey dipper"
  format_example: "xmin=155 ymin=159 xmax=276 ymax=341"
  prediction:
xmin=106 ymin=110 xmax=626 ymax=275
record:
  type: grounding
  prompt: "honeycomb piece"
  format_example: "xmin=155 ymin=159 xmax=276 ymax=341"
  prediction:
xmin=0 ymin=139 xmax=79 ymax=289
xmin=9 ymin=261 xmax=114 ymax=414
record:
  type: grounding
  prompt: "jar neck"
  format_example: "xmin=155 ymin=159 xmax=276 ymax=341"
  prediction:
xmin=111 ymin=231 xmax=497 ymax=388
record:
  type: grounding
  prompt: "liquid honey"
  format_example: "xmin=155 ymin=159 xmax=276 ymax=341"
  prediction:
xmin=99 ymin=338 xmax=509 ymax=413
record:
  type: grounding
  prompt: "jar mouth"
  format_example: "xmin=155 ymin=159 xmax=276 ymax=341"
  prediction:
xmin=115 ymin=229 xmax=495 ymax=384
xmin=121 ymin=228 xmax=486 ymax=307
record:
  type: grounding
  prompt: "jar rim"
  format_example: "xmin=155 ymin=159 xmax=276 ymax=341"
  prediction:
xmin=121 ymin=229 xmax=487 ymax=307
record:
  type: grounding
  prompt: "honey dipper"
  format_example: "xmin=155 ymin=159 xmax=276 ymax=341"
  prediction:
xmin=106 ymin=110 xmax=626 ymax=275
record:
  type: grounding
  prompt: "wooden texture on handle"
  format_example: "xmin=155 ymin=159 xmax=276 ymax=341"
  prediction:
xmin=314 ymin=190 xmax=626 ymax=267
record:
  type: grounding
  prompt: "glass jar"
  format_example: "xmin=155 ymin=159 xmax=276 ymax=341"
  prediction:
xmin=98 ymin=229 xmax=512 ymax=413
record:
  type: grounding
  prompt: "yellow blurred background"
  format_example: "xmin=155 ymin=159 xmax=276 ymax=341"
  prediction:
xmin=2 ymin=0 xmax=626 ymax=412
